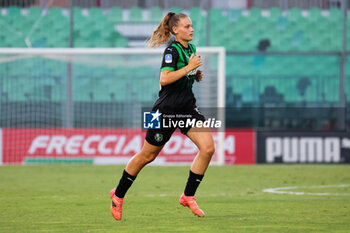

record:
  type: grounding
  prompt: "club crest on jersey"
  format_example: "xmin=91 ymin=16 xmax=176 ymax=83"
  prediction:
xmin=154 ymin=133 xmax=163 ymax=142
xmin=165 ymin=54 xmax=172 ymax=63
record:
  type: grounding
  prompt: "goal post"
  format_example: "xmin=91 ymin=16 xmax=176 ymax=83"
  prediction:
xmin=0 ymin=47 xmax=226 ymax=165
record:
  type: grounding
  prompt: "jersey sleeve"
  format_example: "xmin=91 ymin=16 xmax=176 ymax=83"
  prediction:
xmin=160 ymin=46 xmax=179 ymax=71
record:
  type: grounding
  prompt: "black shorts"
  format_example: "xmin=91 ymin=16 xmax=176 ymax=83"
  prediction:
xmin=145 ymin=107 xmax=205 ymax=146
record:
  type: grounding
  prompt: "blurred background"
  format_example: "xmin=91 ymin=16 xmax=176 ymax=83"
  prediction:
xmin=0 ymin=0 xmax=349 ymax=164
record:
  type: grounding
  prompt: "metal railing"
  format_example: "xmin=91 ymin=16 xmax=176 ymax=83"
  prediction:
xmin=1 ymin=0 xmax=350 ymax=9
xmin=249 ymin=0 xmax=349 ymax=9
xmin=0 ymin=0 xmax=211 ymax=9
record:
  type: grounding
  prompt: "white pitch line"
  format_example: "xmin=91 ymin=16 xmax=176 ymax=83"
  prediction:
xmin=263 ymin=184 xmax=350 ymax=196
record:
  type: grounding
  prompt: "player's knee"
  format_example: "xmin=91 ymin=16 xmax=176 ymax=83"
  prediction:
xmin=207 ymin=145 xmax=215 ymax=157
xmin=142 ymin=152 xmax=158 ymax=164
xmin=201 ymin=144 xmax=215 ymax=158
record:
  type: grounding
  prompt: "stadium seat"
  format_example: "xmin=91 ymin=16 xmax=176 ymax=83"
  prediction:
xmin=149 ymin=6 xmax=163 ymax=22
xmin=288 ymin=8 xmax=302 ymax=23
xmin=7 ymin=6 xmax=21 ymax=17
xmin=249 ymin=8 xmax=262 ymax=19
xmin=28 ymin=7 xmax=42 ymax=20
xmin=74 ymin=38 xmax=90 ymax=48
xmin=114 ymin=37 xmax=128 ymax=47
xmin=129 ymin=7 xmax=143 ymax=23
xmin=269 ymin=7 xmax=282 ymax=22
xmin=228 ymin=9 xmax=242 ymax=21
xmin=108 ymin=6 xmax=123 ymax=22
xmin=49 ymin=38 xmax=68 ymax=48
xmin=9 ymin=38 xmax=27 ymax=48
xmin=89 ymin=7 xmax=104 ymax=18
xmin=308 ymin=7 xmax=322 ymax=22
xmin=48 ymin=7 xmax=63 ymax=18
xmin=99 ymin=27 xmax=114 ymax=39
xmin=169 ymin=7 xmax=182 ymax=14
xmin=329 ymin=7 xmax=342 ymax=22
xmin=209 ymin=8 xmax=224 ymax=23
xmin=189 ymin=7 xmax=202 ymax=19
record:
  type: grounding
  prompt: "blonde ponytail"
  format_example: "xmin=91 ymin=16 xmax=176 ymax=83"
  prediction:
xmin=147 ymin=12 xmax=188 ymax=48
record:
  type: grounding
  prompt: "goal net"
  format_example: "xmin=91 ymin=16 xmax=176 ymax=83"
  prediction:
xmin=0 ymin=47 xmax=225 ymax=165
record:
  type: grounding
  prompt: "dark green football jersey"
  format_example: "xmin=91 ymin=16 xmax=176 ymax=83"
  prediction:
xmin=153 ymin=41 xmax=199 ymax=113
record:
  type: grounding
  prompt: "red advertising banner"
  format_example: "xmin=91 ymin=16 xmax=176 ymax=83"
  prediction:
xmin=225 ymin=129 xmax=255 ymax=164
xmin=1 ymin=128 xmax=255 ymax=165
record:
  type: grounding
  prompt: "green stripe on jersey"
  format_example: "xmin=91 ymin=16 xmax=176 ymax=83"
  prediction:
xmin=172 ymin=42 xmax=196 ymax=65
xmin=172 ymin=43 xmax=184 ymax=63
xmin=160 ymin=67 xmax=175 ymax=71
xmin=189 ymin=43 xmax=196 ymax=54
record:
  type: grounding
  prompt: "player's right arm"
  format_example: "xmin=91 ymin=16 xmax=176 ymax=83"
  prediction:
xmin=160 ymin=52 xmax=202 ymax=86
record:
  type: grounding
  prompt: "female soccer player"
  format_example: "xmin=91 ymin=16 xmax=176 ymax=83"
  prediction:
xmin=110 ymin=12 xmax=215 ymax=220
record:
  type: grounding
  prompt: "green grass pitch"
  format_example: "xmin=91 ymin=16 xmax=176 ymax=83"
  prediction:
xmin=0 ymin=165 xmax=349 ymax=232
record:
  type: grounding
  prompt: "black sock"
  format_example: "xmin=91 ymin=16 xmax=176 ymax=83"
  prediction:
xmin=115 ymin=170 xmax=137 ymax=198
xmin=184 ymin=170 xmax=204 ymax=196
